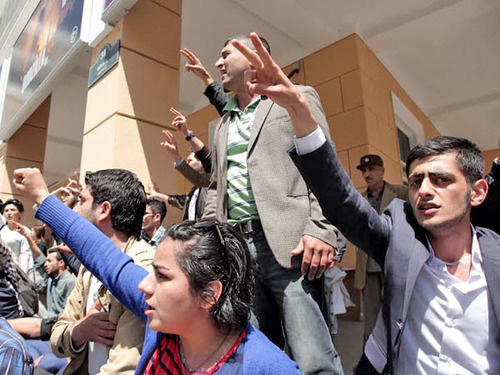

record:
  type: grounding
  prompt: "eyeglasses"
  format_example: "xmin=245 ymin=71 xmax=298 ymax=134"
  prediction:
xmin=193 ymin=220 xmax=226 ymax=247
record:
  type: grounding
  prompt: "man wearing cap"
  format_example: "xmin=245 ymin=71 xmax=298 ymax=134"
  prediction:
xmin=354 ymin=154 xmax=408 ymax=343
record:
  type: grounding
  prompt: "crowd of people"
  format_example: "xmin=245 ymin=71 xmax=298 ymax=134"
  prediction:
xmin=0 ymin=32 xmax=499 ymax=375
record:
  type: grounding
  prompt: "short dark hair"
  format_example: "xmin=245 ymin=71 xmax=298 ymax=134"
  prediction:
xmin=146 ymin=198 xmax=167 ymax=223
xmin=406 ymin=136 xmax=484 ymax=185
xmin=47 ymin=248 xmax=63 ymax=262
xmin=85 ymin=169 xmax=146 ymax=238
xmin=224 ymin=34 xmax=271 ymax=54
xmin=1 ymin=199 xmax=24 ymax=214
xmin=165 ymin=221 xmax=254 ymax=332
xmin=32 ymin=225 xmax=45 ymax=240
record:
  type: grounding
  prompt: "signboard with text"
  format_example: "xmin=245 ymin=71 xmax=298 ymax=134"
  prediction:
xmin=1 ymin=0 xmax=84 ymax=133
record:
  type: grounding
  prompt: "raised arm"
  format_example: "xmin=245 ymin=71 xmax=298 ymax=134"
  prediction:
xmin=13 ymin=168 xmax=148 ymax=320
xmin=232 ymin=33 xmax=391 ymax=261
xmin=161 ymin=121 xmax=210 ymax=187
xmin=147 ymin=183 xmax=186 ymax=211
xmin=180 ymin=48 xmax=228 ymax=115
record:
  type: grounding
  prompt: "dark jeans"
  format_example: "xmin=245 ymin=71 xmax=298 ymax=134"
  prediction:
xmin=246 ymin=232 xmax=344 ymax=375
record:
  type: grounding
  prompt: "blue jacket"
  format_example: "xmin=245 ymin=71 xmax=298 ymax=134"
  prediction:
xmin=36 ymin=196 xmax=301 ymax=374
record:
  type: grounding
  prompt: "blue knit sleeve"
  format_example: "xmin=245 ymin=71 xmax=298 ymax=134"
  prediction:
xmin=35 ymin=195 xmax=148 ymax=321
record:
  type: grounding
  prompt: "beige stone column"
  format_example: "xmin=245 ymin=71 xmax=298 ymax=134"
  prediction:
xmin=0 ymin=97 xmax=51 ymax=227
xmin=80 ymin=0 xmax=183 ymax=225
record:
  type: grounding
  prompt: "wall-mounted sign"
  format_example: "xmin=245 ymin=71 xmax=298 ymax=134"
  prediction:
xmin=88 ymin=40 xmax=120 ymax=88
xmin=1 ymin=0 xmax=84 ymax=136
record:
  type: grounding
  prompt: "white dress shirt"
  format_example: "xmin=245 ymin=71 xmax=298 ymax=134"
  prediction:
xmin=396 ymin=228 xmax=500 ymax=374
xmin=86 ymin=276 xmax=108 ymax=374
xmin=293 ymin=126 xmax=326 ymax=155
xmin=294 ymin=128 xmax=500 ymax=373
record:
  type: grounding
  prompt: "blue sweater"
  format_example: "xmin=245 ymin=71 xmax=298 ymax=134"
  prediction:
xmin=36 ymin=195 xmax=301 ymax=374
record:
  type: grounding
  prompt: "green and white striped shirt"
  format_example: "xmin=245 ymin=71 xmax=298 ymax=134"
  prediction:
xmin=224 ymin=95 xmax=261 ymax=225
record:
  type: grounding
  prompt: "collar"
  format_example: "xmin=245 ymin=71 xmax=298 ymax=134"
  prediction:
xmin=52 ymin=270 xmax=69 ymax=284
xmin=151 ymin=225 xmax=166 ymax=243
xmin=123 ymin=235 xmax=138 ymax=254
xmin=367 ymin=181 xmax=385 ymax=198
xmin=426 ymin=224 xmax=482 ymax=269
xmin=222 ymin=95 xmax=261 ymax=114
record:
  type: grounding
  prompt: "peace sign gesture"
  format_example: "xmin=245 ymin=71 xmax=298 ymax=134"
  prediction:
xmin=232 ymin=33 xmax=318 ymax=137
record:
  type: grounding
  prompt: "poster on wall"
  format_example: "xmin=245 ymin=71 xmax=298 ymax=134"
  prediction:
xmin=1 ymin=0 xmax=84 ymax=134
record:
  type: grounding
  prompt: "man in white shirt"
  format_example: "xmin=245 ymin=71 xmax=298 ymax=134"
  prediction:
xmin=0 ymin=199 xmax=33 ymax=273
xmin=232 ymin=33 xmax=500 ymax=374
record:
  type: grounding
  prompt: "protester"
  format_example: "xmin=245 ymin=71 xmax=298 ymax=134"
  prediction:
xmin=202 ymin=33 xmax=343 ymax=374
xmin=227 ymin=32 xmax=500 ymax=374
xmin=50 ymin=169 xmax=155 ymax=374
xmin=31 ymin=225 xmax=47 ymax=256
xmin=141 ymin=198 xmax=168 ymax=249
xmin=0 ymin=199 xmax=33 ymax=273
xmin=157 ymin=113 xmax=209 ymax=220
xmin=40 ymin=248 xmax=75 ymax=317
xmin=180 ymin=48 xmax=228 ymax=116
xmin=13 ymin=167 xmax=301 ymax=374
xmin=163 ymin=108 xmax=211 ymax=185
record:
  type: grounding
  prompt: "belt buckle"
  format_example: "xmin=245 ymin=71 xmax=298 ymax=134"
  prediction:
xmin=238 ymin=220 xmax=252 ymax=235
xmin=244 ymin=220 xmax=252 ymax=234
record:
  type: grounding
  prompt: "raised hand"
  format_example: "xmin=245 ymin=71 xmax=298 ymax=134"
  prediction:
xmin=12 ymin=221 xmax=30 ymax=239
xmin=231 ymin=32 xmax=318 ymax=137
xmin=180 ymin=48 xmax=214 ymax=86
xmin=160 ymin=130 xmax=182 ymax=164
xmin=57 ymin=243 xmax=73 ymax=254
xmin=52 ymin=177 xmax=81 ymax=208
xmin=169 ymin=107 xmax=189 ymax=137
xmin=13 ymin=168 xmax=50 ymax=205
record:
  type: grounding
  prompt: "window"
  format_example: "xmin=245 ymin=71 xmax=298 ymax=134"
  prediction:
xmin=392 ymin=93 xmax=424 ymax=182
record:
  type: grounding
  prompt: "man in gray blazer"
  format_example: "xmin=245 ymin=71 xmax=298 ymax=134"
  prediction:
xmin=354 ymin=154 xmax=408 ymax=344
xmin=233 ymin=33 xmax=500 ymax=374
xmin=203 ymin=34 xmax=343 ymax=374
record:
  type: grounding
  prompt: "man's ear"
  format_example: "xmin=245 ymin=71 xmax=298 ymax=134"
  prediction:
xmin=96 ymin=201 xmax=112 ymax=222
xmin=470 ymin=179 xmax=488 ymax=207
xmin=200 ymin=280 xmax=223 ymax=311
xmin=154 ymin=213 xmax=162 ymax=224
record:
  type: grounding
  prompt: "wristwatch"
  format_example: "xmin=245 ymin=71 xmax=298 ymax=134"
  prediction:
xmin=185 ymin=131 xmax=196 ymax=141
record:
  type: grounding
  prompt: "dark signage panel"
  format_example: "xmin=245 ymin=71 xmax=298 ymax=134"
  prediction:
xmin=2 ymin=0 xmax=84 ymax=130
xmin=88 ymin=40 xmax=120 ymax=88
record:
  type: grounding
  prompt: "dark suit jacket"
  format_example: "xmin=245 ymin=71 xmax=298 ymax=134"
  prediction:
xmin=290 ymin=141 xmax=500 ymax=373
xmin=182 ymin=187 xmax=207 ymax=221
xmin=472 ymin=159 xmax=500 ymax=234
xmin=203 ymin=86 xmax=337 ymax=269
xmin=355 ymin=182 xmax=408 ymax=290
